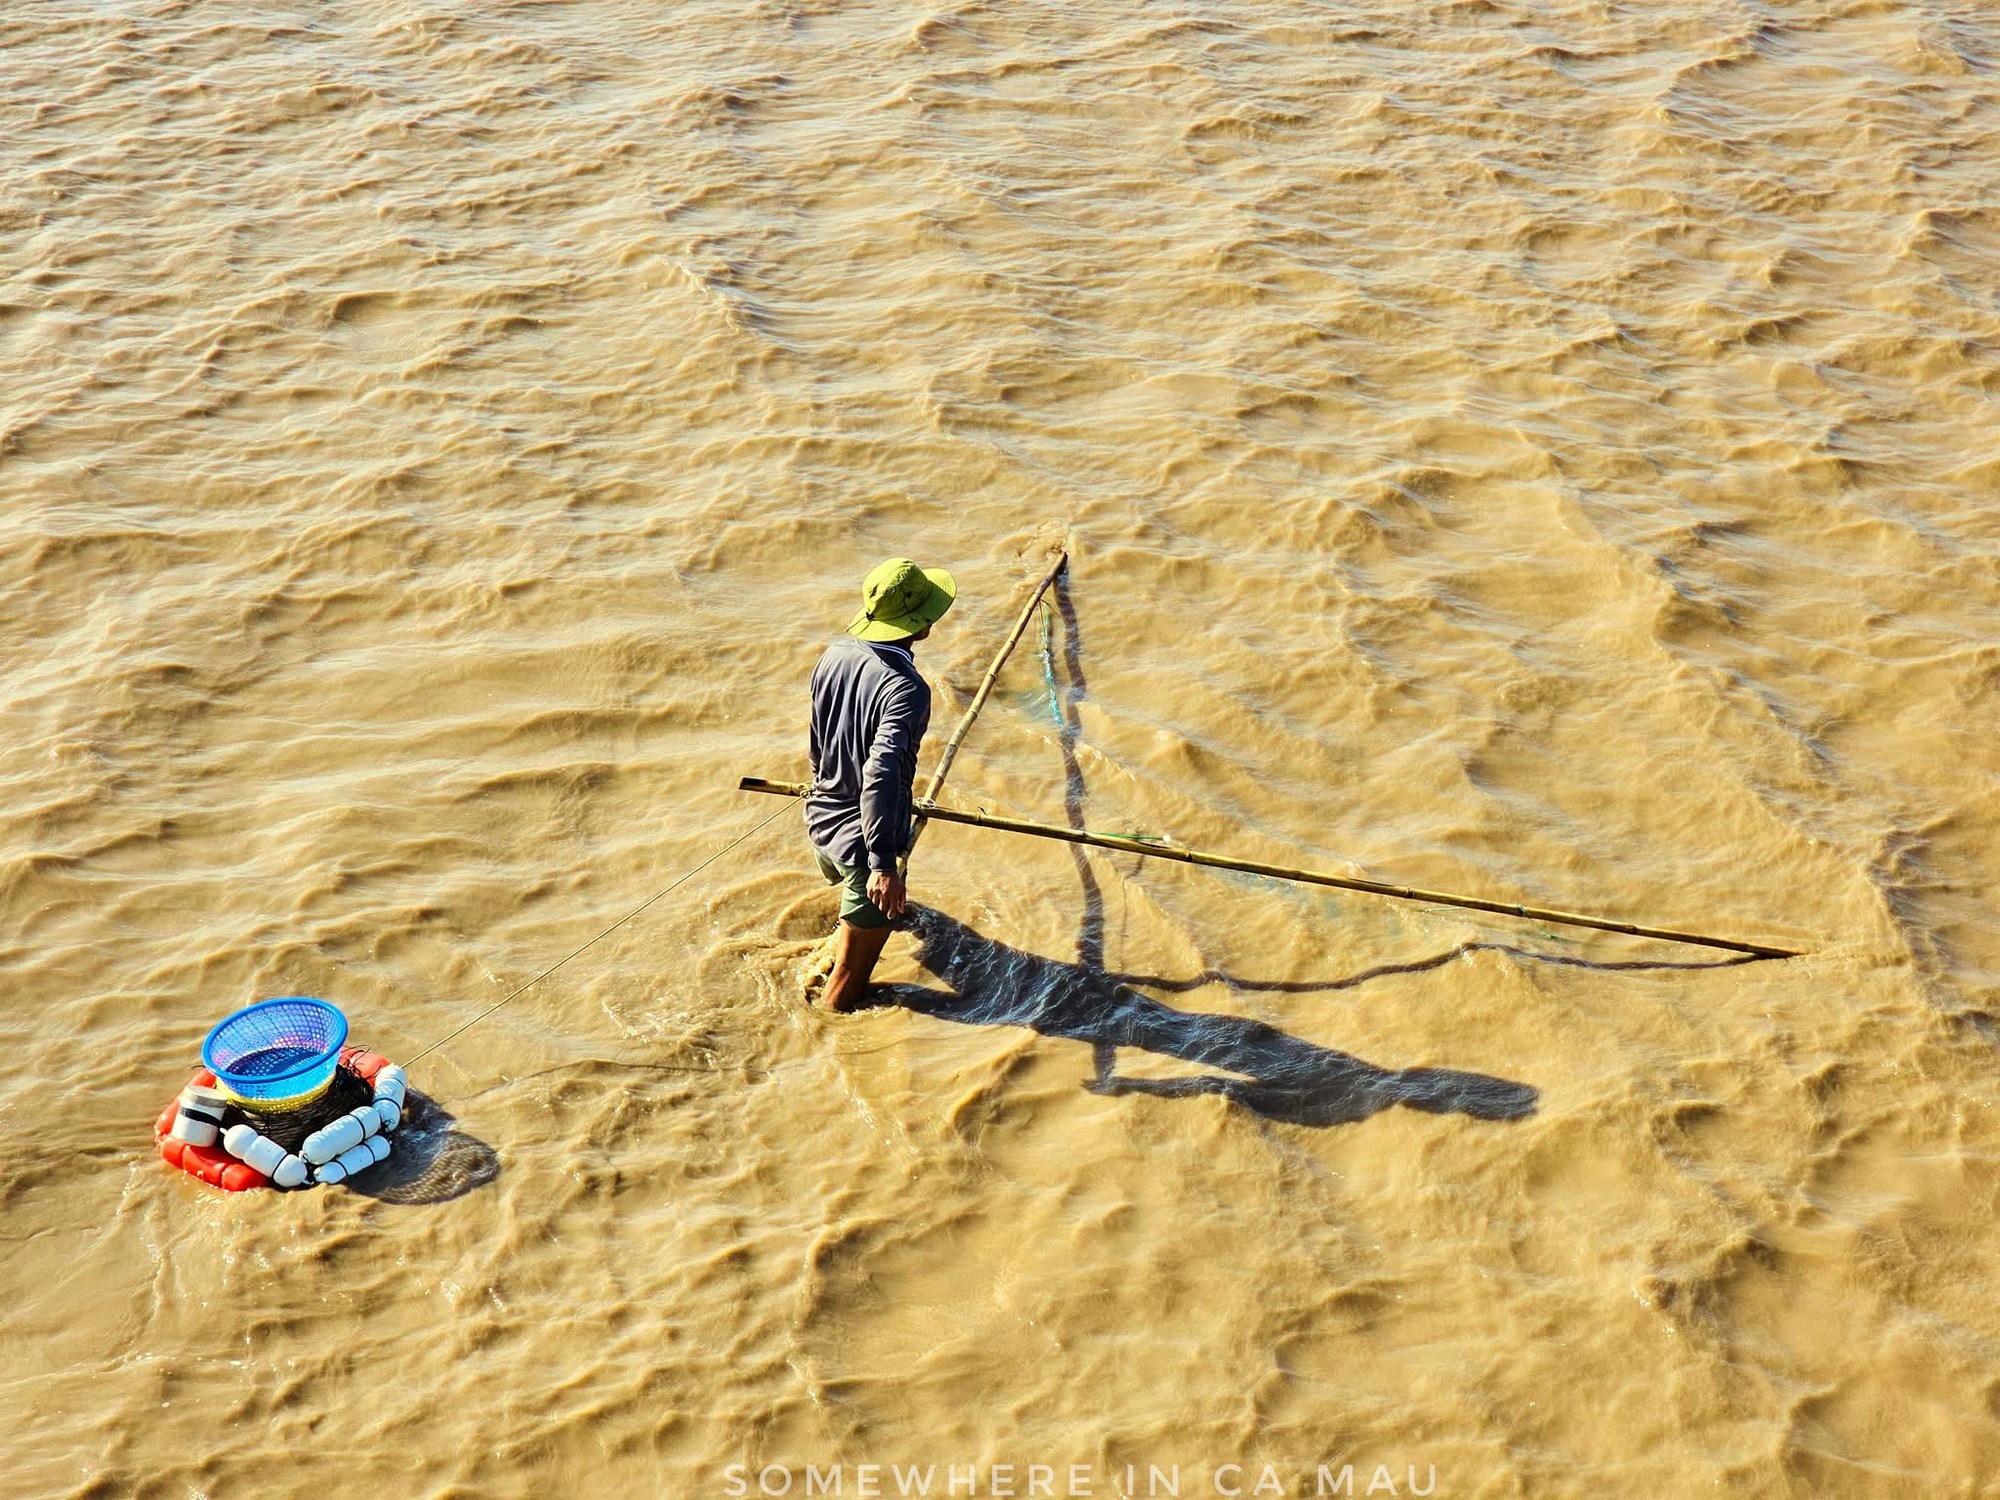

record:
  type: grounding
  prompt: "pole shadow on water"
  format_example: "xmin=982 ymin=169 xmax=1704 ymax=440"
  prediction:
xmin=862 ymin=568 xmax=1539 ymax=1128
xmin=1108 ymin=940 xmax=1760 ymax=994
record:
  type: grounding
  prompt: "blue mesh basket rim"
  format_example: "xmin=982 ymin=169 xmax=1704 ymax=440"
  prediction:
xmin=201 ymin=998 xmax=349 ymax=1089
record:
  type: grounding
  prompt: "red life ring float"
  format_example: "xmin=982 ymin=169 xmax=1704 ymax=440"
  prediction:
xmin=154 ymin=1067 xmax=265 ymax=1191
xmin=155 ymin=1045 xmax=403 ymax=1192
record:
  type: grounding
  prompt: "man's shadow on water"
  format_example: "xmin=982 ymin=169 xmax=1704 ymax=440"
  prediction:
xmin=865 ymin=905 xmax=1541 ymax=1128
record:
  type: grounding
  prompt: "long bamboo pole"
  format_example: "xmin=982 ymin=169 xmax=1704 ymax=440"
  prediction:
xmin=902 ymin=548 xmax=1069 ymax=864
xmin=742 ymin=776 xmax=1801 ymax=959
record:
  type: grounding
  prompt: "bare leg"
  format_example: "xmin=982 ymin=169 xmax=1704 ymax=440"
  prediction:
xmin=823 ymin=919 xmax=893 ymax=1013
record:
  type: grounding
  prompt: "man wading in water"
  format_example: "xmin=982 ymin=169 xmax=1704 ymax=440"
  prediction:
xmin=806 ymin=558 xmax=955 ymax=1012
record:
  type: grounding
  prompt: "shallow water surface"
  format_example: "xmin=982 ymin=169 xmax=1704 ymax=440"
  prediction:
xmin=2 ymin=0 xmax=1998 ymax=1495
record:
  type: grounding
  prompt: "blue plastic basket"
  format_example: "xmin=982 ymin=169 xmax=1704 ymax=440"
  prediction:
xmin=202 ymin=998 xmax=349 ymax=1106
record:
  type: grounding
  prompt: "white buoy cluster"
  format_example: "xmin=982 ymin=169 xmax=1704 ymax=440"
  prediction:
xmin=217 ymin=1064 xmax=408 ymax=1190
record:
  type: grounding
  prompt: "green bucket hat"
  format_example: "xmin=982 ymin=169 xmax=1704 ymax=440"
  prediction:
xmin=848 ymin=557 xmax=956 ymax=642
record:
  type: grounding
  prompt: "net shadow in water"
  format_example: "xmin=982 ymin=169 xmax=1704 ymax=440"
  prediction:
xmin=342 ymin=1091 xmax=500 ymax=1205
xmin=873 ymin=905 xmax=1539 ymax=1129
xmin=240 ymin=1075 xmax=500 ymax=1203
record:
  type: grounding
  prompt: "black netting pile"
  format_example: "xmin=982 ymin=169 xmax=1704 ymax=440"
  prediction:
xmin=226 ymin=1066 xmax=375 ymax=1153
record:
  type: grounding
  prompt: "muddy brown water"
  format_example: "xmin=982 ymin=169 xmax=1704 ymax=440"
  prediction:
xmin=4 ymin=1 xmax=1999 ymax=1495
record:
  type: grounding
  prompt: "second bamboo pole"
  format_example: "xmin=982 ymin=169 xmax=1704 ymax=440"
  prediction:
xmin=744 ymin=776 xmax=1801 ymax=960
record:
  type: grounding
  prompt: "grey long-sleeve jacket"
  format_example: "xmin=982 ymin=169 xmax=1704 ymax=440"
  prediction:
xmin=806 ymin=635 xmax=932 ymax=873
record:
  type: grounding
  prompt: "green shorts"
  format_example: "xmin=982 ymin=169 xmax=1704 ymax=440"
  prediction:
xmin=814 ymin=847 xmax=893 ymax=930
